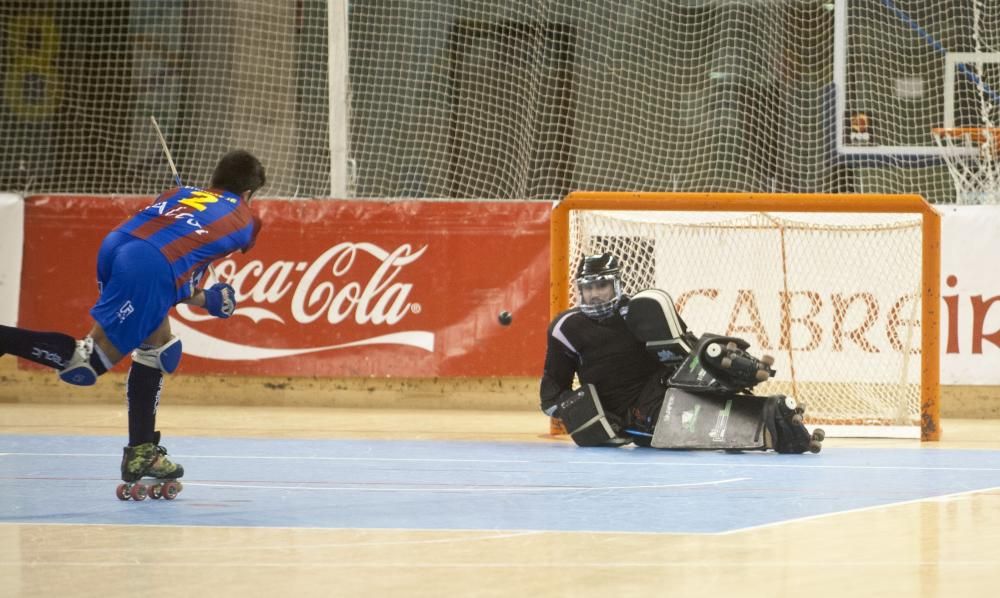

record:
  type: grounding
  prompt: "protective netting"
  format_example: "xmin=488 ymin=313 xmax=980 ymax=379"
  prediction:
xmin=2 ymin=1 xmax=999 ymax=200
xmin=568 ymin=209 xmax=924 ymax=428
xmin=0 ymin=1 xmax=331 ymax=197
xmin=932 ymin=127 xmax=1000 ymax=203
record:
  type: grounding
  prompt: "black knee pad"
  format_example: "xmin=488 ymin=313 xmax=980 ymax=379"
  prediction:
xmin=558 ymin=384 xmax=631 ymax=447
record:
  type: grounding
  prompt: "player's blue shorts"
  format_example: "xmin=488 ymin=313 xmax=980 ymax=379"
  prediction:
xmin=89 ymin=231 xmax=175 ymax=355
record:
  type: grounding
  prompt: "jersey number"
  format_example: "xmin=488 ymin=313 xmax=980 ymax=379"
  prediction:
xmin=179 ymin=190 xmax=219 ymax=212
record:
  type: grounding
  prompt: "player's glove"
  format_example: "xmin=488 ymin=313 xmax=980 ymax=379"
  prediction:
xmin=203 ymin=283 xmax=236 ymax=318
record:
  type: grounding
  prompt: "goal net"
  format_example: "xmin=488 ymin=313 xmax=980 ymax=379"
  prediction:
xmin=552 ymin=192 xmax=941 ymax=440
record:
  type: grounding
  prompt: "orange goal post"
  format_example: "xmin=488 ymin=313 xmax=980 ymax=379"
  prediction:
xmin=550 ymin=192 xmax=941 ymax=441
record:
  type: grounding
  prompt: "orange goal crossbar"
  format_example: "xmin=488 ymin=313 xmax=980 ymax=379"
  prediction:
xmin=550 ymin=192 xmax=941 ymax=441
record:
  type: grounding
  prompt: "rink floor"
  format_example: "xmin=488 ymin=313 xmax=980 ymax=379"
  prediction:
xmin=1 ymin=404 xmax=999 ymax=598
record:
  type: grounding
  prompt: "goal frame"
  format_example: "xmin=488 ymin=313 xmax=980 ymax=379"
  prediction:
xmin=550 ymin=192 xmax=941 ymax=441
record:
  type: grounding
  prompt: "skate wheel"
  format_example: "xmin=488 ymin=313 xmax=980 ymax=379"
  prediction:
xmin=706 ymin=343 xmax=723 ymax=358
xmin=755 ymin=369 xmax=769 ymax=382
xmin=116 ymin=484 xmax=130 ymax=501
xmin=812 ymin=428 xmax=826 ymax=442
xmin=720 ymin=356 xmax=732 ymax=369
xmin=149 ymin=484 xmax=163 ymax=500
xmin=809 ymin=440 xmax=822 ymax=454
xmin=726 ymin=341 xmax=738 ymax=351
xmin=760 ymin=354 xmax=775 ymax=367
xmin=162 ymin=481 xmax=182 ymax=500
xmin=129 ymin=483 xmax=148 ymax=501
xmin=792 ymin=414 xmax=803 ymax=425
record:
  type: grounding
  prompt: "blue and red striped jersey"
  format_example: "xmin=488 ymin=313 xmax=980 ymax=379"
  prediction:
xmin=115 ymin=186 xmax=261 ymax=301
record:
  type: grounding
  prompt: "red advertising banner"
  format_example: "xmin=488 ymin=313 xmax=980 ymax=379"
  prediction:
xmin=19 ymin=196 xmax=552 ymax=377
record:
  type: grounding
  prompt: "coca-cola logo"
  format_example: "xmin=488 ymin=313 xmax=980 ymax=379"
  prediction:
xmin=172 ymin=242 xmax=435 ymax=361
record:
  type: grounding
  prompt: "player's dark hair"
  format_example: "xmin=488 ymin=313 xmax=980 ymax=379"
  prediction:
xmin=210 ymin=150 xmax=266 ymax=196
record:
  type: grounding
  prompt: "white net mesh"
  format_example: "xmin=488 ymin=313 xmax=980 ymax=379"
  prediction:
xmin=3 ymin=1 xmax=999 ymax=201
xmin=568 ymin=208 xmax=924 ymax=428
xmin=0 ymin=1 xmax=330 ymax=197
xmin=931 ymin=127 xmax=1000 ymax=203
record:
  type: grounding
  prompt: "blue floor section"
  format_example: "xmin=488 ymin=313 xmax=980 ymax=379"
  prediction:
xmin=2 ymin=434 xmax=999 ymax=534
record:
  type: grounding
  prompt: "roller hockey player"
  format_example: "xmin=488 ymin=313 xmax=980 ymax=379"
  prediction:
xmin=0 ymin=150 xmax=267 ymax=499
xmin=540 ymin=253 xmax=822 ymax=454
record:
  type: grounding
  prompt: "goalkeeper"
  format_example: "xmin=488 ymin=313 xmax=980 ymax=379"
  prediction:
xmin=540 ymin=253 xmax=821 ymax=453
xmin=0 ymin=150 xmax=266 ymax=483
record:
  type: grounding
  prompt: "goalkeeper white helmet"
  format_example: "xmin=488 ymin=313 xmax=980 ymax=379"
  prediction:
xmin=575 ymin=253 xmax=623 ymax=320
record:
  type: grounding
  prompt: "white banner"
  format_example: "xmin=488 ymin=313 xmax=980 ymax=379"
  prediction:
xmin=940 ymin=205 xmax=1000 ymax=384
xmin=0 ymin=194 xmax=23 ymax=326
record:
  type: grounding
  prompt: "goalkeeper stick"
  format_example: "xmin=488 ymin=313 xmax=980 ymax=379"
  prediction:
xmin=150 ymin=115 xmax=218 ymax=281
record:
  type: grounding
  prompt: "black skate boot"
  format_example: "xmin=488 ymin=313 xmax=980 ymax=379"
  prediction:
xmin=762 ymin=395 xmax=825 ymax=454
xmin=671 ymin=333 xmax=776 ymax=395
xmin=703 ymin=338 xmax=776 ymax=389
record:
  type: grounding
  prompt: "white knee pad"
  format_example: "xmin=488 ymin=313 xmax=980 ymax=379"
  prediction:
xmin=59 ymin=337 xmax=98 ymax=386
xmin=132 ymin=336 xmax=183 ymax=374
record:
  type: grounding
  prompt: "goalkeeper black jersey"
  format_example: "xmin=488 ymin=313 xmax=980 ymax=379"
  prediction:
xmin=540 ymin=298 xmax=662 ymax=421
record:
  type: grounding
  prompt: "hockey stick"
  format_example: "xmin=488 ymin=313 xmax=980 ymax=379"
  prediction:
xmin=150 ymin=115 xmax=182 ymax=187
xmin=150 ymin=115 xmax=218 ymax=281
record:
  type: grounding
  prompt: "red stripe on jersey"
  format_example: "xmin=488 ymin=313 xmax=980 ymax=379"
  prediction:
xmin=129 ymin=211 xmax=180 ymax=241
xmin=125 ymin=188 xmax=185 ymax=240
xmin=159 ymin=202 xmax=254 ymax=264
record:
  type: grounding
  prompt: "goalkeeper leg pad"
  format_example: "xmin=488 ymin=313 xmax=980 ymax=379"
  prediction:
xmin=626 ymin=289 xmax=693 ymax=364
xmin=132 ymin=336 xmax=182 ymax=374
xmin=650 ymin=387 xmax=769 ymax=450
xmin=559 ymin=384 xmax=631 ymax=447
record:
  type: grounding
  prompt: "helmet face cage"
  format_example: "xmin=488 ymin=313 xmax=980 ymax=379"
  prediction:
xmin=577 ymin=275 xmax=622 ymax=319
xmin=575 ymin=253 xmax=623 ymax=320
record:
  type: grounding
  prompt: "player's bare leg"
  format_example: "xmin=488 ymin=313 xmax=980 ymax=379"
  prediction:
xmin=116 ymin=317 xmax=186 ymax=501
xmin=85 ymin=323 xmax=125 ymax=364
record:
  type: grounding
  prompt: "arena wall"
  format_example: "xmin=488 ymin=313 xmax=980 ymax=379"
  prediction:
xmin=1 ymin=195 xmax=998 ymax=418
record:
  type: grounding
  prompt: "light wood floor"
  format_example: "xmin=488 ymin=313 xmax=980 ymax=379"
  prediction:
xmin=2 ymin=403 xmax=999 ymax=598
